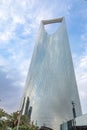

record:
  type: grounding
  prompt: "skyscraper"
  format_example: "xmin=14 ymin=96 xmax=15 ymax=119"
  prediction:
xmin=22 ymin=17 xmax=82 ymax=130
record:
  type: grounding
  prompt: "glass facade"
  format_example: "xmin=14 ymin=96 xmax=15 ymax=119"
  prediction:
xmin=22 ymin=18 xmax=82 ymax=130
xmin=60 ymin=114 xmax=87 ymax=130
xmin=76 ymin=114 xmax=87 ymax=126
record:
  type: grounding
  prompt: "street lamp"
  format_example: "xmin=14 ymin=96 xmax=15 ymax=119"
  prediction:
xmin=72 ymin=101 xmax=76 ymax=130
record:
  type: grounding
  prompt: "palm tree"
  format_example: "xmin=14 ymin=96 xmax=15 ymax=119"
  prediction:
xmin=0 ymin=108 xmax=10 ymax=129
xmin=10 ymin=111 xmax=30 ymax=129
xmin=0 ymin=108 xmax=36 ymax=130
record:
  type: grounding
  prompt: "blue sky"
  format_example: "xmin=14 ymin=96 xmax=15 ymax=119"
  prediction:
xmin=0 ymin=0 xmax=87 ymax=114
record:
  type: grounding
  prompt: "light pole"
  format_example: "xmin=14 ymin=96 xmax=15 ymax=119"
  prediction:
xmin=16 ymin=111 xmax=21 ymax=130
xmin=72 ymin=101 xmax=76 ymax=130
xmin=72 ymin=101 xmax=76 ymax=118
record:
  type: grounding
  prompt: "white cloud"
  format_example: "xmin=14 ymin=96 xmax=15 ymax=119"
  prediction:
xmin=0 ymin=0 xmax=86 ymax=114
xmin=74 ymin=45 xmax=87 ymax=114
xmin=81 ymin=33 xmax=87 ymax=42
xmin=0 ymin=55 xmax=7 ymax=66
xmin=0 ymin=31 xmax=12 ymax=42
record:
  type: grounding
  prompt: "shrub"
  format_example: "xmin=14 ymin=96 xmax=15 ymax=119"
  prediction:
xmin=13 ymin=125 xmax=30 ymax=130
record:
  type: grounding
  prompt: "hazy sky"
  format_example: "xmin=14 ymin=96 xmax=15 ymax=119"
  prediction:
xmin=0 ymin=0 xmax=87 ymax=114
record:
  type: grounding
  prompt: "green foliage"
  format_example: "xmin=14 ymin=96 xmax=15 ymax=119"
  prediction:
xmin=13 ymin=125 xmax=30 ymax=130
xmin=0 ymin=108 xmax=11 ymax=130
xmin=0 ymin=120 xmax=9 ymax=130
xmin=0 ymin=108 xmax=10 ymax=118
xmin=10 ymin=111 xmax=30 ymax=127
xmin=0 ymin=108 xmax=37 ymax=130
xmin=13 ymin=125 xmax=37 ymax=130
xmin=20 ymin=115 xmax=30 ymax=126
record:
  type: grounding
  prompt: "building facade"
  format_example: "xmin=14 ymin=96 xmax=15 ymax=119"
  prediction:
xmin=60 ymin=113 xmax=87 ymax=130
xmin=22 ymin=17 xmax=82 ymax=130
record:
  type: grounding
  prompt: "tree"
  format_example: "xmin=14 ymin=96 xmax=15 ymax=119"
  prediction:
xmin=0 ymin=108 xmax=37 ymax=130
xmin=0 ymin=108 xmax=11 ymax=129
xmin=0 ymin=108 xmax=9 ymax=118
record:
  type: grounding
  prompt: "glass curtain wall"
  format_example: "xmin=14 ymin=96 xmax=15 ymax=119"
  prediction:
xmin=22 ymin=18 xmax=82 ymax=130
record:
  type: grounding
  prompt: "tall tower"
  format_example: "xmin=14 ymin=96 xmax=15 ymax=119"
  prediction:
xmin=22 ymin=17 xmax=82 ymax=130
